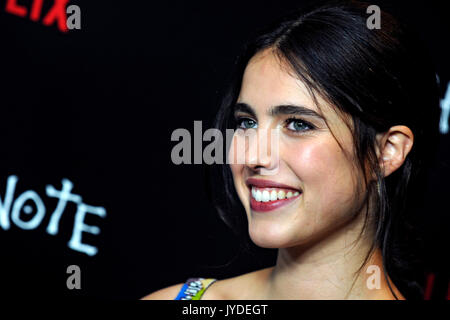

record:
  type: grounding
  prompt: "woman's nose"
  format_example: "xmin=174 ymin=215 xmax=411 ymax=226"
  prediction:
xmin=244 ymin=128 xmax=280 ymax=175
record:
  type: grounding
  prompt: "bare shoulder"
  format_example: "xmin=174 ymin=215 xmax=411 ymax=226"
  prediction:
xmin=140 ymin=283 xmax=184 ymax=300
xmin=202 ymin=267 xmax=274 ymax=300
xmin=141 ymin=267 xmax=274 ymax=300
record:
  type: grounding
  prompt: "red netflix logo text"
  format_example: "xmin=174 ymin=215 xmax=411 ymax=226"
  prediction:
xmin=3 ymin=0 xmax=81 ymax=32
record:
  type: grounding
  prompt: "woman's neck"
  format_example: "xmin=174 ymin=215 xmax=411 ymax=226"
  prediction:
xmin=263 ymin=214 xmax=401 ymax=299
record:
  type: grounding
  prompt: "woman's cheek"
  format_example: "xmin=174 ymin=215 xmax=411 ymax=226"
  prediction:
xmin=229 ymin=159 xmax=249 ymax=212
xmin=283 ymin=141 xmax=331 ymax=184
xmin=229 ymin=135 xmax=245 ymax=184
xmin=230 ymin=163 xmax=245 ymax=198
xmin=286 ymin=140 xmax=356 ymax=211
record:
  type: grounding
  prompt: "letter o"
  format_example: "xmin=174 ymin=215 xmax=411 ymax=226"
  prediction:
xmin=11 ymin=190 xmax=46 ymax=230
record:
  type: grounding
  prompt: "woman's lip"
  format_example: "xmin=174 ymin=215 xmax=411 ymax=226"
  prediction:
xmin=246 ymin=178 xmax=301 ymax=192
xmin=250 ymin=192 xmax=301 ymax=212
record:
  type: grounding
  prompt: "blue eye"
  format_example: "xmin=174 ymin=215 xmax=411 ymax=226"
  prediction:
xmin=237 ymin=118 xmax=258 ymax=129
xmin=286 ymin=118 xmax=314 ymax=132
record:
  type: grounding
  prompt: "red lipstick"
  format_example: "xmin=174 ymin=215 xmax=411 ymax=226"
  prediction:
xmin=246 ymin=178 xmax=302 ymax=212
xmin=246 ymin=178 xmax=301 ymax=191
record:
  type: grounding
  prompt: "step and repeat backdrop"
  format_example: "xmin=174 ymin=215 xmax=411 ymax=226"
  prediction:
xmin=0 ymin=0 xmax=448 ymax=299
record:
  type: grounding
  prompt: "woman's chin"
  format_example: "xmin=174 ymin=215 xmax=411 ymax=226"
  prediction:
xmin=248 ymin=223 xmax=303 ymax=249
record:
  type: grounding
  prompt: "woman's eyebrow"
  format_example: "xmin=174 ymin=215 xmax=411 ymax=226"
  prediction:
xmin=270 ymin=104 xmax=325 ymax=120
xmin=234 ymin=102 xmax=325 ymax=121
xmin=234 ymin=102 xmax=257 ymax=118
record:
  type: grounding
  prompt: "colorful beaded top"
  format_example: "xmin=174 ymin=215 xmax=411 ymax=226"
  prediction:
xmin=174 ymin=278 xmax=217 ymax=300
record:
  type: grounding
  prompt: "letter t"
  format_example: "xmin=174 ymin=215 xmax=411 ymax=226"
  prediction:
xmin=46 ymin=178 xmax=82 ymax=235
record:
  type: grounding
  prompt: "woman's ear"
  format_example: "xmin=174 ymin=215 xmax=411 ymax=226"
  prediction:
xmin=375 ymin=125 xmax=414 ymax=178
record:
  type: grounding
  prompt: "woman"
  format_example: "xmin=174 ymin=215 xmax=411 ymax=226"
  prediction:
xmin=143 ymin=0 xmax=440 ymax=300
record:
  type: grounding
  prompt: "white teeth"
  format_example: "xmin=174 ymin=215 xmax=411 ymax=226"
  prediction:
xmin=255 ymin=189 xmax=262 ymax=202
xmin=251 ymin=187 xmax=300 ymax=202
xmin=262 ymin=190 xmax=270 ymax=202
xmin=270 ymin=190 xmax=277 ymax=201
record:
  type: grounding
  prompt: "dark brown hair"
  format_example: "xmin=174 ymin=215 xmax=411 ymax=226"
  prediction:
xmin=209 ymin=0 xmax=440 ymax=299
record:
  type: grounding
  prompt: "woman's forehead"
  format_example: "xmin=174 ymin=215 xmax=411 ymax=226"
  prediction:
xmin=239 ymin=50 xmax=340 ymax=121
xmin=238 ymin=49 xmax=354 ymax=140
xmin=239 ymin=50 xmax=313 ymax=108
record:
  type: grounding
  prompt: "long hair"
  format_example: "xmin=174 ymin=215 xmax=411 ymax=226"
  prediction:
xmin=208 ymin=0 xmax=440 ymax=299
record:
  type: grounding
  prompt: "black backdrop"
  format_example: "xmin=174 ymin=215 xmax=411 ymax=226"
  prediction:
xmin=0 ymin=0 xmax=448 ymax=300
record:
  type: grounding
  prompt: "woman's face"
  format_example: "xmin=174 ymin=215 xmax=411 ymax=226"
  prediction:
xmin=229 ymin=49 xmax=368 ymax=248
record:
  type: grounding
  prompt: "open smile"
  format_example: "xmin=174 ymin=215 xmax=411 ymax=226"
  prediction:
xmin=246 ymin=178 xmax=302 ymax=212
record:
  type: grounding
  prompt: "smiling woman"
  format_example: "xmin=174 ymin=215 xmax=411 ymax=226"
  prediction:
xmin=142 ymin=0 xmax=440 ymax=300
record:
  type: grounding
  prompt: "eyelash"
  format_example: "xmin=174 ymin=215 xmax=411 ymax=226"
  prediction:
xmin=235 ymin=116 xmax=315 ymax=133
xmin=235 ymin=117 xmax=257 ymax=129
xmin=284 ymin=117 xmax=316 ymax=133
